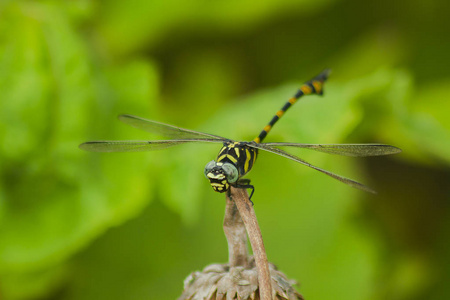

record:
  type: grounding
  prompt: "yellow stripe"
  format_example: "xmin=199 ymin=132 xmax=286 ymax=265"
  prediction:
xmin=218 ymin=146 xmax=226 ymax=156
xmin=226 ymin=154 xmax=237 ymax=163
xmin=312 ymin=81 xmax=322 ymax=94
xmin=217 ymin=154 xmax=227 ymax=162
xmin=263 ymin=125 xmax=271 ymax=132
xmin=244 ymin=149 xmax=251 ymax=173
xmin=301 ymin=85 xmax=313 ymax=94
xmin=253 ymin=137 xmax=261 ymax=143
xmin=252 ymin=150 xmax=257 ymax=165
xmin=218 ymin=154 xmax=238 ymax=163
xmin=276 ymin=110 xmax=284 ymax=117
xmin=288 ymin=97 xmax=297 ymax=104
xmin=234 ymin=148 xmax=240 ymax=157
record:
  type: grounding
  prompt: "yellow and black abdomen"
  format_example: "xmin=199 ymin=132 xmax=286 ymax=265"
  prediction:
xmin=216 ymin=141 xmax=258 ymax=178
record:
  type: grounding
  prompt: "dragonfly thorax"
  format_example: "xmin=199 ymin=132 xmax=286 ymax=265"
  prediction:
xmin=204 ymin=161 xmax=238 ymax=193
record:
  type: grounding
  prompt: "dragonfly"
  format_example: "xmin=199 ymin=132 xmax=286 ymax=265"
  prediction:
xmin=80 ymin=69 xmax=401 ymax=200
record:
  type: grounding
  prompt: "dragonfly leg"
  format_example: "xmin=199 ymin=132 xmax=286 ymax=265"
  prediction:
xmin=236 ymin=179 xmax=255 ymax=205
xmin=226 ymin=189 xmax=232 ymax=201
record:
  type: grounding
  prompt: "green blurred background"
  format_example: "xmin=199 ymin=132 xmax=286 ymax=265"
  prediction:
xmin=1 ymin=0 xmax=449 ymax=299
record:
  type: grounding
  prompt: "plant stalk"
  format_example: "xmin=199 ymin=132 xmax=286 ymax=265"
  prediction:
xmin=226 ymin=186 xmax=272 ymax=300
xmin=223 ymin=195 xmax=249 ymax=268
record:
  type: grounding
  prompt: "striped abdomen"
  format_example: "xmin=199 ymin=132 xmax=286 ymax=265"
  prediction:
xmin=253 ymin=69 xmax=330 ymax=143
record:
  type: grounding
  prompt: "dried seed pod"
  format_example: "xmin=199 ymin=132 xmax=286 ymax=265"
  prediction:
xmin=178 ymin=258 xmax=303 ymax=300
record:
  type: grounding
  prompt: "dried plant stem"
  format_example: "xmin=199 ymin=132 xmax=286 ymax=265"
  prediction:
xmin=180 ymin=187 xmax=303 ymax=300
xmin=227 ymin=186 xmax=272 ymax=300
xmin=223 ymin=195 xmax=249 ymax=268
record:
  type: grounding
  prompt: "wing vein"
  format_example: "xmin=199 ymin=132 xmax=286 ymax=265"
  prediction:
xmin=247 ymin=143 xmax=376 ymax=193
xmin=79 ymin=139 xmax=223 ymax=152
xmin=118 ymin=114 xmax=225 ymax=140
xmin=261 ymin=143 xmax=401 ymax=157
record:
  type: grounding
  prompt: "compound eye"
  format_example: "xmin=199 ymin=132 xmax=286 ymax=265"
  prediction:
xmin=222 ymin=163 xmax=239 ymax=183
xmin=204 ymin=160 xmax=216 ymax=177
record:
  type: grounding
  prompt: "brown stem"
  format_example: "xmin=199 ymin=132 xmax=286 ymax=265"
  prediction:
xmin=223 ymin=195 xmax=249 ymax=268
xmin=227 ymin=186 xmax=272 ymax=300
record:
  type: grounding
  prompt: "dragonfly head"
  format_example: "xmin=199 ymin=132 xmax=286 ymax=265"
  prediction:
xmin=204 ymin=160 xmax=238 ymax=193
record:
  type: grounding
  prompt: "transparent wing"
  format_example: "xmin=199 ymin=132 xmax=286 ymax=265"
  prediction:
xmin=262 ymin=143 xmax=401 ymax=157
xmin=118 ymin=114 xmax=225 ymax=140
xmin=247 ymin=143 xmax=376 ymax=194
xmin=79 ymin=139 xmax=222 ymax=152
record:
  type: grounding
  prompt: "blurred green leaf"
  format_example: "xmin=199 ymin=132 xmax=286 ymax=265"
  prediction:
xmin=0 ymin=2 xmax=159 ymax=298
xmin=95 ymin=0 xmax=335 ymax=55
xmin=372 ymin=70 xmax=450 ymax=166
xmin=327 ymin=28 xmax=406 ymax=80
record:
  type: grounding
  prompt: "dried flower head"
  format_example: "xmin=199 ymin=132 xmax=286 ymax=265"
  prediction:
xmin=178 ymin=257 xmax=303 ymax=300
